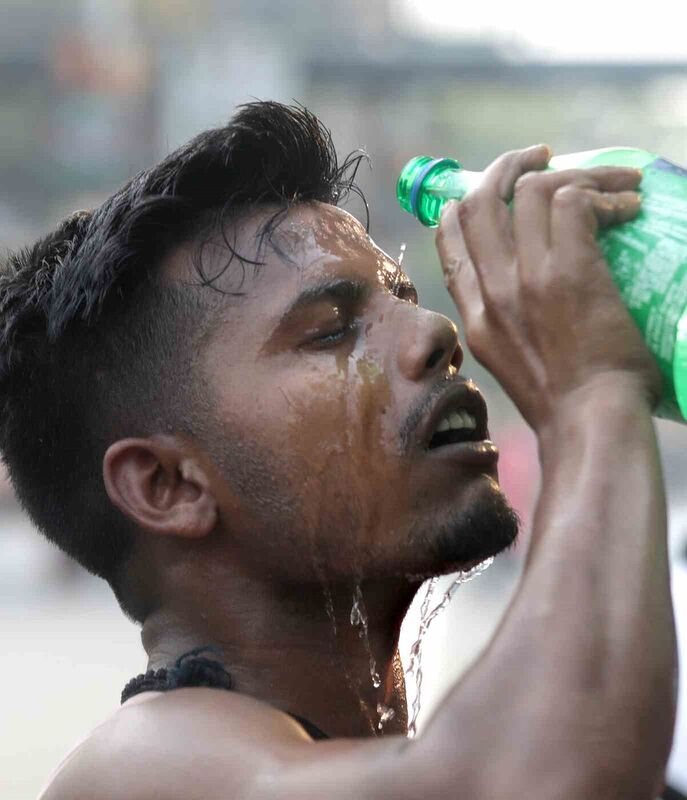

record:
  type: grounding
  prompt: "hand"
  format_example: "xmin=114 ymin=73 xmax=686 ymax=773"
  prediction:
xmin=435 ymin=145 xmax=663 ymax=432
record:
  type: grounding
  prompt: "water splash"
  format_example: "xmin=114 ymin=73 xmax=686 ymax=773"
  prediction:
xmin=350 ymin=583 xmax=381 ymax=689
xmin=323 ymin=582 xmax=377 ymax=734
xmin=397 ymin=242 xmax=407 ymax=268
xmin=351 ymin=584 xmax=394 ymax=733
xmin=405 ymin=558 xmax=494 ymax=739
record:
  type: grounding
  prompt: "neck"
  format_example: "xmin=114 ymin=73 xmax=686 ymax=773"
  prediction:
xmin=141 ymin=566 xmax=419 ymax=738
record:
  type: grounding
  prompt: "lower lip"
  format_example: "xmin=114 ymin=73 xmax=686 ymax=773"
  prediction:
xmin=426 ymin=439 xmax=499 ymax=466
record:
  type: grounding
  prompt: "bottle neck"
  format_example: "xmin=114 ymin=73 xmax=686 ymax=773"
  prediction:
xmin=424 ymin=169 xmax=483 ymax=202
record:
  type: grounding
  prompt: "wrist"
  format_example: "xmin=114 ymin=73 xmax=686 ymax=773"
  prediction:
xmin=537 ymin=372 xmax=655 ymax=452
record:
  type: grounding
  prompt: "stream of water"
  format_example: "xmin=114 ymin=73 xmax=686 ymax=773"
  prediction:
xmin=350 ymin=583 xmax=397 ymax=730
xmin=405 ymin=557 xmax=495 ymax=739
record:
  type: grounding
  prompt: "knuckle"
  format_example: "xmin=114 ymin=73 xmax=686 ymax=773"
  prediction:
xmin=456 ymin=194 xmax=478 ymax=226
xmin=494 ymin=149 xmax=525 ymax=169
xmin=442 ymin=254 xmax=470 ymax=287
xmin=513 ymin=172 xmax=544 ymax=196
xmin=552 ymin=184 xmax=589 ymax=208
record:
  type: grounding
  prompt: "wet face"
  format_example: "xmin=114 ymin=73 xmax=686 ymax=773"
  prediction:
xmin=180 ymin=202 xmax=518 ymax=585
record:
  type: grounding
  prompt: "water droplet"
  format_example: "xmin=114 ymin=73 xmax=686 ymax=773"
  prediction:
xmin=405 ymin=558 xmax=494 ymax=738
xmin=398 ymin=242 xmax=407 ymax=268
xmin=322 ymin=583 xmax=338 ymax=638
xmin=377 ymin=703 xmax=396 ymax=731
xmin=350 ymin=585 xmax=364 ymax=627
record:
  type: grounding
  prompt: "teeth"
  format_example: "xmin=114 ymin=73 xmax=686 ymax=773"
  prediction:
xmin=448 ymin=411 xmax=463 ymax=429
xmin=460 ymin=411 xmax=477 ymax=429
xmin=435 ymin=410 xmax=478 ymax=434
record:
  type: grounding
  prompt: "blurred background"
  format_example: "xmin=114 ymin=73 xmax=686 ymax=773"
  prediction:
xmin=2 ymin=0 xmax=687 ymax=796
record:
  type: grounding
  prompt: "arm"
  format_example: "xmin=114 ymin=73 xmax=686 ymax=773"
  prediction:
xmin=417 ymin=149 xmax=676 ymax=798
xmin=413 ymin=380 xmax=674 ymax=799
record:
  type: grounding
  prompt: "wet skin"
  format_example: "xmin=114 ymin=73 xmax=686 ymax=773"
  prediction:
xmin=116 ymin=201 xmax=518 ymax=738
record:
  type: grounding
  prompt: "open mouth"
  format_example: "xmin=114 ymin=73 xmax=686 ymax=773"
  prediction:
xmin=421 ymin=382 xmax=489 ymax=451
xmin=428 ymin=411 xmax=484 ymax=449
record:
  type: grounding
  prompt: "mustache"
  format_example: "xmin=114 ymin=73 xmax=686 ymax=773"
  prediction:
xmin=398 ymin=374 xmax=464 ymax=453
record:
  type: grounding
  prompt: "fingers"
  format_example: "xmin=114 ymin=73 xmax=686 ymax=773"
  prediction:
xmin=550 ymin=186 xmax=642 ymax=260
xmin=458 ymin=145 xmax=552 ymax=270
xmin=582 ymin=189 xmax=643 ymax=229
xmin=453 ymin=149 xmax=641 ymax=279
xmin=436 ymin=201 xmax=484 ymax=331
xmin=480 ymin=144 xmax=553 ymax=202
xmin=436 ymin=148 xmax=643 ymax=356
xmin=583 ymin=165 xmax=643 ymax=193
xmin=513 ymin=166 xmax=643 ymax=263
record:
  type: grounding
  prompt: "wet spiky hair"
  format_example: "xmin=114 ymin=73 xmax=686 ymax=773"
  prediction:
xmin=0 ymin=101 xmax=368 ymax=621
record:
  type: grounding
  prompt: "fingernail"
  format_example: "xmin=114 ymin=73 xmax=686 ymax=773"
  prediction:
xmin=531 ymin=144 xmax=553 ymax=160
xmin=620 ymin=193 xmax=642 ymax=209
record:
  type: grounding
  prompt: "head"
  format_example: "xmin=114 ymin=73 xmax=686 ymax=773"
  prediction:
xmin=0 ymin=102 xmax=518 ymax=624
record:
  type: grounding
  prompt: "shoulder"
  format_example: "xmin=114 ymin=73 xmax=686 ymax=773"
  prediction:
xmin=38 ymin=689 xmax=314 ymax=800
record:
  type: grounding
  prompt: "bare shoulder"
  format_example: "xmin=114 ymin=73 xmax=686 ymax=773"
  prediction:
xmin=38 ymin=689 xmax=318 ymax=800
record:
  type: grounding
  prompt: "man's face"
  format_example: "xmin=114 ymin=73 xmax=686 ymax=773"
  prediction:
xmin=180 ymin=202 xmax=518 ymax=584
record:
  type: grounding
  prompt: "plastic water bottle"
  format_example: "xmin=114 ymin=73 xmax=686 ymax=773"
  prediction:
xmin=397 ymin=148 xmax=687 ymax=423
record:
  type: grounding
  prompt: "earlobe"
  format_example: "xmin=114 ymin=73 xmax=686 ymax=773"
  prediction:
xmin=103 ymin=437 xmax=218 ymax=539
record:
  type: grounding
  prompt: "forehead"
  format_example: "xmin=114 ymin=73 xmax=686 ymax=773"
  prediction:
xmin=273 ymin=202 xmax=368 ymax=260
xmin=168 ymin=201 xmax=399 ymax=302
xmin=257 ymin=202 xmax=394 ymax=289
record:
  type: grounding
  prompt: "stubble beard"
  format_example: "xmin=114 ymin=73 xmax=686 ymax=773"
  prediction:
xmin=409 ymin=488 xmax=521 ymax=579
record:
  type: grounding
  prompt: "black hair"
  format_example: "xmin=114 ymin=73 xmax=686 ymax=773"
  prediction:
xmin=0 ymin=101 xmax=369 ymax=621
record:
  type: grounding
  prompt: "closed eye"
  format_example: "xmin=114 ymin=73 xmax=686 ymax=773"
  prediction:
xmin=308 ymin=318 xmax=359 ymax=349
xmin=313 ymin=326 xmax=350 ymax=345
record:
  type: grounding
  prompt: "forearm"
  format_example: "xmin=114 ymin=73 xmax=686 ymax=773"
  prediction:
xmin=525 ymin=380 xmax=674 ymax=728
xmin=258 ymin=385 xmax=676 ymax=800
xmin=418 ymin=380 xmax=677 ymax=798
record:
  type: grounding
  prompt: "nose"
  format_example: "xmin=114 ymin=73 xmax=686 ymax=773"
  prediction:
xmin=396 ymin=308 xmax=463 ymax=382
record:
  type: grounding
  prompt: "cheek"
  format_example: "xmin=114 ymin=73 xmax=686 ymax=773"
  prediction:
xmin=274 ymin=358 xmax=413 ymax=560
xmin=278 ymin=355 xmax=397 ymax=470
xmin=217 ymin=353 xmax=416 ymax=578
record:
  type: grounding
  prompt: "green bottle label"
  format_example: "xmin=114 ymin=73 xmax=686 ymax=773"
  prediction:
xmin=596 ymin=157 xmax=687 ymax=421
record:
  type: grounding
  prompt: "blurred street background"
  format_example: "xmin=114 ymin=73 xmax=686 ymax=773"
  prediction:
xmin=2 ymin=1 xmax=687 ymax=797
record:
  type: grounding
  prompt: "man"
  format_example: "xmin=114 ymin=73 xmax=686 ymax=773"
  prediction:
xmin=0 ymin=101 xmax=675 ymax=798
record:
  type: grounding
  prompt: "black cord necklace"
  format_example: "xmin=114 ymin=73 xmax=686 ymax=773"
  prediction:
xmin=120 ymin=644 xmax=329 ymax=741
xmin=121 ymin=645 xmax=232 ymax=704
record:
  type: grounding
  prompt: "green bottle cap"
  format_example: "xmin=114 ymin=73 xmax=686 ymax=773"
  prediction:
xmin=397 ymin=156 xmax=461 ymax=224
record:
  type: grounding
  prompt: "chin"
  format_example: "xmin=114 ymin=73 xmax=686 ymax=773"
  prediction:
xmin=411 ymin=489 xmax=521 ymax=580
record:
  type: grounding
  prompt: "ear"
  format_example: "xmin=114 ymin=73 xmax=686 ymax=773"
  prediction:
xmin=103 ymin=436 xmax=218 ymax=539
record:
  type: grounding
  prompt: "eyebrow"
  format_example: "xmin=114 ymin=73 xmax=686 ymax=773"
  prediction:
xmin=276 ymin=277 xmax=371 ymax=327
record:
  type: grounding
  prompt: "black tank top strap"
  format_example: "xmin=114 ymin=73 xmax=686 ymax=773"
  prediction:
xmin=121 ymin=645 xmax=329 ymax=741
xmin=288 ymin=713 xmax=329 ymax=741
